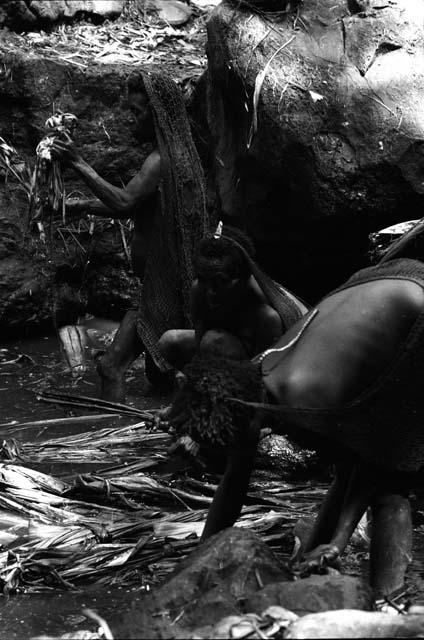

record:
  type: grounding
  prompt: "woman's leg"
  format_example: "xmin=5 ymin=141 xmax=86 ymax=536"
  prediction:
xmin=200 ymin=329 xmax=249 ymax=360
xmin=300 ymin=462 xmax=374 ymax=570
xmin=302 ymin=461 xmax=354 ymax=553
xmin=97 ymin=309 xmax=143 ymax=402
xmin=158 ymin=329 xmax=196 ymax=371
xmin=370 ymin=484 xmax=412 ymax=598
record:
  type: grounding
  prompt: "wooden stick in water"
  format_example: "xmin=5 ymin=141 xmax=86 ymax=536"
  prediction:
xmin=0 ymin=414 xmax=118 ymax=431
xmin=37 ymin=390 xmax=155 ymax=418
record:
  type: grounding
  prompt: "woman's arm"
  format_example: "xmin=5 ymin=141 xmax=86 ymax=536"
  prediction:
xmin=200 ymin=417 xmax=261 ymax=542
xmin=51 ymin=136 xmax=161 ymax=218
xmin=64 ymin=198 xmax=116 ymax=220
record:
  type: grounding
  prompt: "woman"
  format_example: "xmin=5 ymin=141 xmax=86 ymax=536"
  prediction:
xmin=167 ymin=256 xmax=424 ymax=601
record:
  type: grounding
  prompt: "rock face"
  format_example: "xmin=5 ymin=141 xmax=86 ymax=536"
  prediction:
xmin=0 ymin=54 xmax=142 ymax=332
xmin=0 ymin=1 xmax=124 ymax=29
xmin=285 ymin=609 xmax=424 ymax=639
xmin=119 ymin=528 xmax=291 ymax=638
xmin=205 ymin=0 xmax=424 ymax=300
xmin=117 ymin=527 xmax=372 ymax=639
xmin=245 ymin=573 xmax=373 ymax=617
xmin=256 ymin=433 xmax=321 ymax=479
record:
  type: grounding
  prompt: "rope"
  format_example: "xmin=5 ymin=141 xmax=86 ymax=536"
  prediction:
xmin=252 ymin=308 xmax=319 ymax=366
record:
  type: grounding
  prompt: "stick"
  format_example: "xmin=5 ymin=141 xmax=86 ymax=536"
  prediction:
xmin=247 ymin=35 xmax=296 ymax=149
xmin=83 ymin=609 xmax=114 ymax=640
xmin=0 ymin=414 xmax=117 ymax=431
xmin=36 ymin=390 xmax=156 ymax=419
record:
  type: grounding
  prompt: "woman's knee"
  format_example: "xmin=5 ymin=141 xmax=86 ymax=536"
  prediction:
xmin=158 ymin=329 xmax=196 ymax=368
xmin=200 ymin=330 xmax=247 ymax=360
xmin=158 ymin=330 xmax=181 ymax=359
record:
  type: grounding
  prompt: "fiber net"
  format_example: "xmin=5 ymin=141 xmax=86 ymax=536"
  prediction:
xmin=136 ymin=71 xmax=210 ymax=370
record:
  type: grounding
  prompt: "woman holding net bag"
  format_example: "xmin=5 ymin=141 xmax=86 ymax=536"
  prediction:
xmin=51 ymin=70 xmax=210 ymax=401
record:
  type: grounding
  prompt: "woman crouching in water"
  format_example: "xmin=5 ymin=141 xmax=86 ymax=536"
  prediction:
xmin=166 ymin=257 xmax=424 ymax=602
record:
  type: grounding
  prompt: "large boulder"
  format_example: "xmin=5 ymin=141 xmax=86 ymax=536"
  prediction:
xmin=117 ymin=528 xmax=373 ymax=639
xmin=118 ymin=527 xmax=292 ymax=638
xmin=245 ymin=573 xmax=373 ymax=617
xmin=285 ymin=609 xmax=424 ymax=639
xmin=205 ymin=0 xmax=424 ymax=300
xmin=192 ymin=608 xmax=424 ymax=639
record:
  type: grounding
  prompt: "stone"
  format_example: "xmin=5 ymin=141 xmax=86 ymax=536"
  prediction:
xmin=150 ymin=0 xmax=192 ymax=26
xmin=117 ymin=527 xmax=292 ymax=638
xmin=285 ymin=609 xmax=424 ymax=638
xmin=256 ymin=433 xmax=321 ymax=479
xmin=29 ymin=1 xmax=124 ymax=22
xmin=245 ymin=573 xmax=374 ymax=616
xmin=204 ymin=0 xmax=424 ymax=301
xmin=0 ymin=1 xmax=124 ymax=28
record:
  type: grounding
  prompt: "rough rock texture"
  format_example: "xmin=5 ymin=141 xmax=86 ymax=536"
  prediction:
xmin=118 ymin=527 xmax=292 ymax=638
xmin=0 ymin=54 xmax=144 ymax=332
xmin=0 ymin=1 xmax=124 ymax=29
xmin=256 ymin=433 xmax=321 ymax=479
xmin=245 ymin=573 xmax=373 ymax=616
xmin=205 ymin=0 xmax=424 ymax=300
xmin=117 ymin=528 xmax=373 ymax=639
xmin=285 ymin=609 xmax=424 ymax=639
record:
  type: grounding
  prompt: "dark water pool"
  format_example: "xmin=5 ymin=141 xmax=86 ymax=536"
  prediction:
xmin=0 ymin=322 xmax=173 ymax=638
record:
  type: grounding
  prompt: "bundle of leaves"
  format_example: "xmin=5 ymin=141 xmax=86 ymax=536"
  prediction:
xmin=0 ymin=136 xmax=32 ymax=198
xmin=169 ymin=354 xmax=264 ymax=447
xmin=29 ymin=112 xmax=78 ymax=224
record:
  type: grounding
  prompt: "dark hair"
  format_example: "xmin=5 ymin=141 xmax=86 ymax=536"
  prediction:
xmin=168 ymin=354 xmax=263 ymax=447
xmin=127 ymin=71 xmax=146 ymax=96
xmin=195 ymin=225 xmax=255 ymax=281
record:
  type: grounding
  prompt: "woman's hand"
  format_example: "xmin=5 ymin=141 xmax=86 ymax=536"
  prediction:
xmin=50 ymin=132 xmax=83 ymax=168
xmin=65 ymin=197 xmax=89 ymax=215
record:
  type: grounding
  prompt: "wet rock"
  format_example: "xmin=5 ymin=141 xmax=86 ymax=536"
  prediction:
xmin=285 ymin=609 xmax=424 ymax=638
xmin=256 ymin=433 xmax=321 ymax=479
xmin=150 ymin=0 xmax=192 ymax=26
xmin=205 ymin=0 xmax=424 ymax=300
xmin=118 ymin=532 xmax=374 ymax=639
xmin=118 ymin=527 xmax=292 ymax=638
xmin=245 ymin=573 xmax=373 ymax=616
xmin=0 ymin=1 xmax=124 ymax=29
xmin=0 ymin=212 xmax=52 ymax=330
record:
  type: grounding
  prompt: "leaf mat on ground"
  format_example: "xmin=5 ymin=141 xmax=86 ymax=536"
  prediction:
xmin=0 ymin=0 xmax=210 ymax=85
xmin=0 ymin=456 xmax=327 ymax=593
xmin=1 ymin=420 xmax=170 ymax=465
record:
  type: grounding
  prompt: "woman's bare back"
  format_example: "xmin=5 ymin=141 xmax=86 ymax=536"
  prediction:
xmin=264 ymin=278 xmax=424 ymax=408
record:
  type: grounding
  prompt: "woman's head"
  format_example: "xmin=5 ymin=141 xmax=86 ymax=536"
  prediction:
xmin=195 ymin=225 xmax=255 ymax=311
xmin=126 ymin=72 xmax=155 ymax=142
xmin=167 ymin=354 xmax=263 ymax=448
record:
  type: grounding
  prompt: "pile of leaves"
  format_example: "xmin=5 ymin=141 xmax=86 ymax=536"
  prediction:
xmin=0 ymin=0 xmax=215 ymax=87
xmin=0 ymin=418 xmax=330 ymax=594
xmin=0 ymin=113 xmax=82 ymax=246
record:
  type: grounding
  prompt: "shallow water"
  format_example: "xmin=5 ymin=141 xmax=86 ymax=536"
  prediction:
xmin=0 ymin=322 xmax=172 ymax=638
xmin=1 ymin=326 xmax=424 ymax=638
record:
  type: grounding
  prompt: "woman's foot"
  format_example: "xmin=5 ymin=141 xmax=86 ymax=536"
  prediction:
xmin=292 ymin=543 xmax=341 ymax=577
